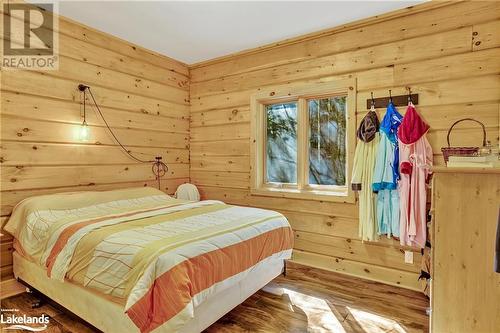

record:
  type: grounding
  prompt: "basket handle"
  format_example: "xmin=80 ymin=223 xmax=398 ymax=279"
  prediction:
xmin=446 ymin=118 xmax=486 ymax=147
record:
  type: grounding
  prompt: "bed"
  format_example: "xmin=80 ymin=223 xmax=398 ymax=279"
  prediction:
xmin=4 ymin=187 xmax=293 ymax=333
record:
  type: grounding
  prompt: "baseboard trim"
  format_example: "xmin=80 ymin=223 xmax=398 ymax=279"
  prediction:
xmin=291 ymin=250 xmax=421 ymax=291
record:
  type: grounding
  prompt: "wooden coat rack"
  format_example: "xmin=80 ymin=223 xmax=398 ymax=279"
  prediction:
xmin=366 ymin=90 xmax=419 ymax=109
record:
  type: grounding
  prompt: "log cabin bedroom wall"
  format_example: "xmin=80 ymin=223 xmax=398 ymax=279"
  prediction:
xmin=189 ymin=1 xmax=500 ymax=290
xmin=0 ymin=10 xmax=190 ymax=283
xmin=0 ymin=0 xmax=499 ymax=306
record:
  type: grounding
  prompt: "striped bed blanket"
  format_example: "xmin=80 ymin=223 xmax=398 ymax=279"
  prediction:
xmin=5 ymin=187 xmax=293 ymax=333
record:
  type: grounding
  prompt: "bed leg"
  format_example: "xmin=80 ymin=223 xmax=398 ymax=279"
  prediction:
xmin=27 ymin=288 xmax=46 ymax=309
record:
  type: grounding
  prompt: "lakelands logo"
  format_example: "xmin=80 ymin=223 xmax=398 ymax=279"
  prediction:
xmin=1 ymin=310 xmax=49 ymax=331
xmin=2 ymin=1 xmax=59 ymax=70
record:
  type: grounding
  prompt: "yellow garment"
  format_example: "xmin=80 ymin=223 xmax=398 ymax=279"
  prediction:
xmin=351 ymin=133 xmax=379 ymax=241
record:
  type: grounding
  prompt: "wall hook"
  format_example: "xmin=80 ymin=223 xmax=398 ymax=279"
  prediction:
xmin=366 ymin=90 xmax=418 ymax=109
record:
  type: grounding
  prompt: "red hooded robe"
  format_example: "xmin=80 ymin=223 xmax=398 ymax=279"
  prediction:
xmin=398 ymin=104 xmax=432 ymax=248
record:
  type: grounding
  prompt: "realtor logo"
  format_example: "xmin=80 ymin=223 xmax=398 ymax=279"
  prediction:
xmin=1 ymin=308 xmax=49 ymax=332
xmin=2 ymin=2 xmax=59 ymax=70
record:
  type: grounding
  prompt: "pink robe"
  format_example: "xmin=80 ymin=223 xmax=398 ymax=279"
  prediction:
xmin=398 ymin=105 xmax=432 ymax=248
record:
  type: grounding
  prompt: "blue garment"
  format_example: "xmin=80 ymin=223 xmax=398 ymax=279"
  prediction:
xmin=372 ymin=132 xmax=398 ymax=191
xmin=377 ymin=189 xmax=400 ymax=237
xmin=374 ymin=102 xmax=403 ymax=190
xmin=372 ymin=102 xmax=403 ymax=237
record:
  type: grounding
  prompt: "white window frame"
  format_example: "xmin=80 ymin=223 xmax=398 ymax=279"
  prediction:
xmin=250 ymin=78 xmax=356 ymax=203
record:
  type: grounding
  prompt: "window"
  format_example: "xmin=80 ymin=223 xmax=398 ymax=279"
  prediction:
xmin=266 ymin=102 xmax=298 ymax=184
xmin=250 ymin=79 xmax=356 ymax=202
xmin=308 ymin=96 xmax=347 ymax=186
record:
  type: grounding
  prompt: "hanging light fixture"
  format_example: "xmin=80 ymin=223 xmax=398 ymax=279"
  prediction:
xmin=77 ymin=84 xmax=168 ymax=190
xmin=79 ymin=84 xmax=89 ymax=141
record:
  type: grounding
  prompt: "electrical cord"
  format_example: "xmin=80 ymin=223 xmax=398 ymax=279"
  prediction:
xmin=80 ymin=85 xmax=169 ymax=189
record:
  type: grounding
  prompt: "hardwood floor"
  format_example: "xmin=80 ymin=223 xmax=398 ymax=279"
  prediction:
xmin=0 ymin=262 xmax=429 ymax=332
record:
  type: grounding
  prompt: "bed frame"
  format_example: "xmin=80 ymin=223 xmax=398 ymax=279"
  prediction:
xmin=13 ymin=251 xmax=285 ymax=333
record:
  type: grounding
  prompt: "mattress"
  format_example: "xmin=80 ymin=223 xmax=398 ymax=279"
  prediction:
xmin=5 ymin=187 xmax=294 ymax=333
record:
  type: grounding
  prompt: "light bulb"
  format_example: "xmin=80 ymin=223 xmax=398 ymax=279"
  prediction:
xmin=79 ymin=121 xmax=89 ymax=141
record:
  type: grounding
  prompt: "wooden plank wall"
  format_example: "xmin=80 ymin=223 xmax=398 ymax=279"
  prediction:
xmin=1 ymin=1 xmax=499 ymax=292
xmin=0 ymin=11 xmax=190 ymax=280
xmin=189 ymin=1 xmax=500 ymax=290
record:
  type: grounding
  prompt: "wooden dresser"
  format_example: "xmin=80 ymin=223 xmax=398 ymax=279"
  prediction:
xmin=431 ymin=168 xmax=500 ymax=333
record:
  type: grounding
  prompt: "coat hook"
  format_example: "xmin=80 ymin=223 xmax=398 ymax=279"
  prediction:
xmin=389 ymin=89 xmax=393 ymax=102
xmin=407 ymin=87 xmax=412 ymax=104
xmin=370 ymin=92 xmax=375 ymax=107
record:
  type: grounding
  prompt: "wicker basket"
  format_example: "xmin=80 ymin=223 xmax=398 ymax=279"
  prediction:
xmin=441 ymin=118 xmax=486 ymax=164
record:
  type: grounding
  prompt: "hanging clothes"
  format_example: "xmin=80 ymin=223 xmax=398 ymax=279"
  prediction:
xmin=372 ymin=102 xmax=403 ymax=238
xmin=352 ymin=110 xmax=380 ymax=241
xmin=398 ymin=104 xmax=432 ymax=248
xmin=419 ymin=242 xmax=432 ymax=297
xmin=495 ymin=209 xmax=500 ymax=273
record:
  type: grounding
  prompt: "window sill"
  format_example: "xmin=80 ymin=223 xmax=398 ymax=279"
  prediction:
xmin=250 ymin=187 xmax=355 ymax=203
